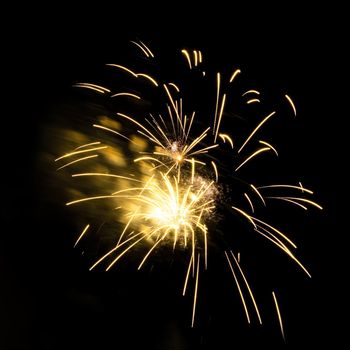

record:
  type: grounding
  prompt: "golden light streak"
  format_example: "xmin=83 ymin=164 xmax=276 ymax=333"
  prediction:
xmin=213 ymin=73 xmax=221 ymax=136
xmin=191 ymin=253 xmax=200 ymax=328
xmin=230 ymin=251 xmax=262 ymax=324
xmin=250 ymin=184 xmax=266 ymax=206
xmin=219 ymin=133 xmax=234 ymax=148
xmin=181 ymin=49 xmax=192 ymax=69
xmin=272 ymin=291 xmax=285 ymax=341
xmin=259 ymin=140 xmax=279 ymax=157
xmin=72 ymin=173 xmax=141 ymax=182
xmin=168 ymin=82 xmax=180 ymax=92
xmin=244 ymin=193 xmax=255 ymax=213
xmin=139 ymin=40 xmax=154 ymax=57
xmin=130 ymin=40 xmax=150 ymax=57
xmin=183 ymin=255 xmax=193 ymax=296
xmin=72 ymin=84 xmax=106 ymax=94
xmin=225 ymin=251 xmax=251 ymax=323
xmin=277 ymin=197 xmax=323 ymax=210
xmin=238 ymin=111 xmax=276 ymax=153
xmin=193 ymin=50 xmax=198 ymax=66
xmin=111 ymin=92 xmax=141 ymax=99
xmin=242 ymin=90 xmax=260 ymax=96
xmin=74 ymin=224 xmax=90 ymax=248
xmin=106 ymin=64 xmax=138 ymax=77
xmin=55 ymin=146 xmax=108 ymax=161
xmin=229 ymin=68 xmax=241 ymax=83
xmin=246 ymin=98 xmax=260 ymax=104
xmin=214 ymin=93 xmax=227 ymax=143
xmin=285 ymin=94 xmax=296 ymax=117
xmin=266 ymin=197 xmax=308 ymax=210
xmin=57 ymin=154 xmax=98 ymax=171
xmin=198 ymin=50 xmax=202 ymax=63
xmin=231 ymin=206 xmax=257 ymax=229
xmin=235 ymin=147 xmax=271 ymax=172
xmin=257 ymin=184 xmax=313 ymax=195
xmin=211 ymin=161 xmax=218 ymax=182
xmin=75 ymin=141 xmax=101 ymax=150
xmin=137 ymin=73 xmax=159 ymax=87
xmin=74 ymin=83 xmax=110 ymax=93
xmin=93 ymin=124 xmax=133 ymax=143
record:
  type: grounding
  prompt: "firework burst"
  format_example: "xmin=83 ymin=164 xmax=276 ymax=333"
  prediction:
xmin=55 ymin=40 xmax=322 ymax=337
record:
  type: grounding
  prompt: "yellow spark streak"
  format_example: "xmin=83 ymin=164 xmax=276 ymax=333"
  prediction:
xmin=242 ymin=90 xmax=260 ymax=96
xmin=138 ymin=233 xmax=166 ymax=270
xmin=111 ymin=92 xmax=141 ymax=99
xmin=191 ymin=158 xmax=195 ymax=184
xmin=163 ymin=85 xmax=185 ymax=135
xmin=116 ymin=113 xmax=164 ymax=148
xmin=93 ymin=124 xmax=133 ymax=142
xmin=257 ymin=184 xmax=313 ymax=195
xmin=211 ymin=161 xmax=218 ymax=182
xmin=184 ymin=127 xmax=210 ymax=154
xmin=74 ymin=83 xmax=110 ymax=92
xmin=117 ymin=212 xmax=138 ymax=247
xmin=214 ymin=93 xmax=227 ymax=143
xmin=198 ymin=50 xmax=202 ymax=63
xmin=130 ymin=40 xmax=150 ymax=57
xmin=219 ymin=133 xmax=234 ymax=148
xmin=75 ymin=141 xmax=101 ymax=150
xmin=246 ymin=98 xmax=260 ymax=104
xmin=272 ymin=291 xmax=285 ymax=341
xmin=183 ymin=255 xmax=193 ymax=296
xmin=137 ymin=73 xmax=159 ymax=87
xmin=106 ymin=64 xmax=138 ymax=77
xmin=266 ymin=197 xmax=308 ymax=210
xmin=168 ymin=82 xmax=180 ymax=92
xmin=72 ymin=85 xmax=105 ymax=94
xmin=181 ymin=49 xmax=192 ymax=69
xmin=299 ymin=182 xmax=304 ymax=193
xmin=235 ymin=147 xmax=271 ymax=172
xmin=72 ymin=173 xmax=141 ymax=182
xmin=139 ymin=40 xmax=154 ymax=57
xmin=231 ymin=206 xmax=257 ymax=229
xmin=191 ymin=253 xmax=200 ymax=328
xmin=213 ymin=73 xmax=221 ymax=136
xmin=134 ymin=156 xmax=168 ymax=168
xmin=254 ymin=227 xmax=290 ymax=252
xmin=187 ymin=144 xmax=219 ymax=157
xmin=89 ymin=231 xmax=146 ymax=271
xmin=238 ymin=252 xmax=241 ymax=263
xmin=230 ymin=251 xmax=262 ymax=324
xmin=74 ymin=224 xmax=90 ymax=248
xmin=193 ymin=50 xmax=198 ymax=66
xmin=238 ymin=111 xmax=276 ymax=153
xmin=55 ymin=146 xmax=107 ymax=161
xmin=57 ymin=155 xmax=98 ymax=171
xmin=279 ymin=197 xmax=323 ymax=210
xmin=259 ymin=140 xmax=279 ymax=157
xmin=285 ymin=94 xmax=297 ymax=117
xmin=252 ymin=217 xmax=297 ymax=248
xmin=66 ymin=194 xmax=118 ymax=206
xmin=229 ymin=68 xmax=241 ymax=83
xmin=250 ymin=184 xmax=266 ymax=206
xmin=244 ymin=193 xmax=255 ymax=213
xmin=225 ymin=251 xmax=251 ymax=323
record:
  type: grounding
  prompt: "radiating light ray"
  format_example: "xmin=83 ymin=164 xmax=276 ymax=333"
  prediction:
xmin=246 ymin=98 xmax=260 ymax=104
xmin=191 ymin=253 xmax=200 ymax=328
xmin=211 ymin=161 xmax=218 ymax=182
xmin=57 ymin=154 xmax=98 ymax=171
xmin=235 ymin=147 xmax=271 ymax=172
xmin=225 ymin=251 xmax=251 ymax=323
xmin=219 ymin=133 xmax=234 ymax=148
xmin=139 ymin=40 xmax=155 ymax=57
xmin=242 ymin=90 xmax=260 ymax=96
xmin=193 ymin=50 xmax=198 ymax=67
xmin=272 ymin=291 xmax=285 ymax=341
xmin=231 ymin=206 xmax=257 ymax=229
xmin=137 ymin=73 xmax=159 ymax=86
xmin=250 ymin=184 xmax=266 ymax=206
xmin=285 ymin=94 xmax=296 ymax=117
xmin=181 ymin=49 xmax=192 ymax=69
xmin=257 ymin=184 xmax=313 ymax=195
xmin=214 ymin=93 xmax=227 ymax=143
xmin=106 ymin=64 xmax=138 ymax=77
xmin=183 ymin=255 xmax=193 ymax=296
xmin=55 ymin=146 xmax=108 ymax=161
xmin=111 ymin=92 xmax=141 ymax=99
xmin=73 ymin=83 xmax=110 ymax=94
xmin=274 ymin=197 xmax=322 ymax=210
xmin=130 ymin=40 xmax=150 ymax=57
xmin=259 ymin=140 xmax=279 ymax=157
xmin=213 ymin=73 xmax=221 ymax=136
xmin=74 ymin=224 xmax=90 ymax=248
xmin=244 ymin=193 xmax=255 ymax=213
xmin=238 ymin=111 xmax=276 ymax=153
xmin=93 ymin=124 xmax=134 ymax=143
xmin=75 ymin=141 xmax=101 ymax=150
xmin=168 ymin=82 xmax=180 ymax=92
xmin=229 ymin=68 xmax=241 ymax=83
xmin=230 ymin=251 xmax=262 ymax=324
xmin=266 ymin=197 xmax=308 ymax=210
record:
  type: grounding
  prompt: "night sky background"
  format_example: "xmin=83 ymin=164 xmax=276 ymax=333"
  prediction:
xmin=1 ymin=6 xmax=346 ymax=349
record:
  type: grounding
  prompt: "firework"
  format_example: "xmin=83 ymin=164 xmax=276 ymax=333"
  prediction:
xmin=55 ymin=40 xmax=322 ymax=338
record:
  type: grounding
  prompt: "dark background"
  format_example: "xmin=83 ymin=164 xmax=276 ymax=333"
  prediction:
xmin=2 ymin=7 xmax=345 ymax=349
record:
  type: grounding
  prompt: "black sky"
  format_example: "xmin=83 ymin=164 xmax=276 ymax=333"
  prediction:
xmin=2 ymin=8 xmax=346 ymax=349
